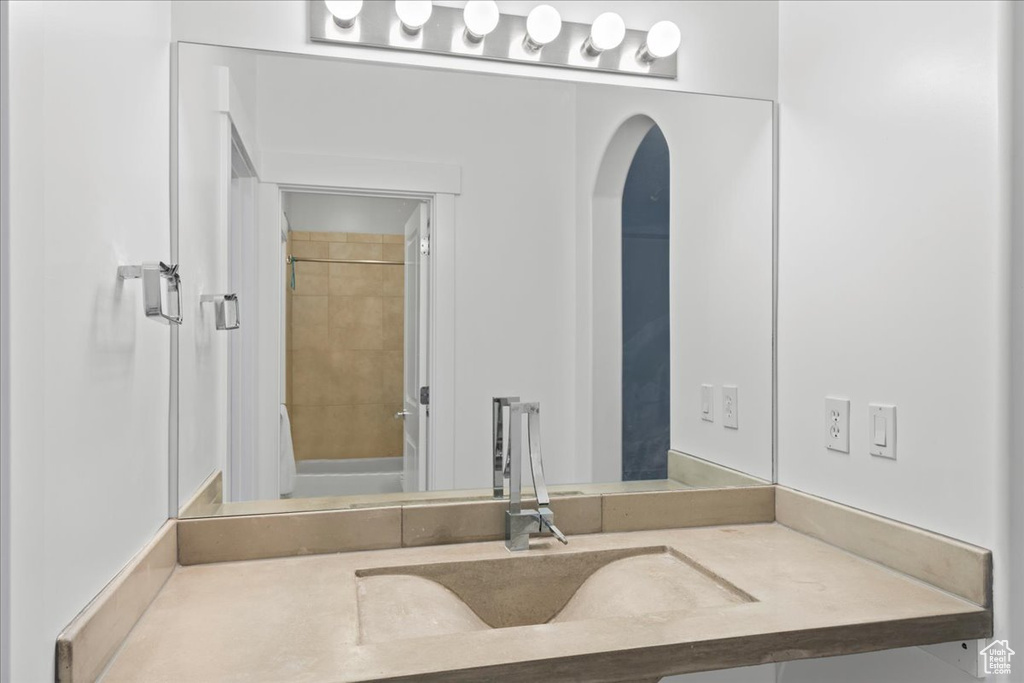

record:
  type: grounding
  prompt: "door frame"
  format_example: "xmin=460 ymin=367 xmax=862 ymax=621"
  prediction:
xmin=256 ymin=152 xmax=460 ymax=493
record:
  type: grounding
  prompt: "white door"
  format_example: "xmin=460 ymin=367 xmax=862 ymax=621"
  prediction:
xmin=402 ymin=203 xmax=430 ymax=492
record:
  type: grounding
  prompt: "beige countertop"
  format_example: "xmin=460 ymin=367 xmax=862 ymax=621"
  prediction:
xmin=100 ymin=522 xmax=989 ymax=683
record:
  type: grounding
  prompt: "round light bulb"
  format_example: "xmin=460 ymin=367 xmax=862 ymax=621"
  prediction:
xmin=585 ymin=12 xmax=625 ymax=54
xmin=524 ymin=4 xmax=562 ymax=51
xmin=463 ymin=1 xmax=499 ymax=42
xmin=396 ymin=0 xmax=432 ymax=34
xmin=325 ymin=0 xmax=362 ymax=28
xmin=639 ymin=20 xmax=681 ymax=61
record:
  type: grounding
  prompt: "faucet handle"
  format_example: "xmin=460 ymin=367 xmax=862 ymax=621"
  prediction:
xmin=535 ymin=508 xmax=568 ymax=545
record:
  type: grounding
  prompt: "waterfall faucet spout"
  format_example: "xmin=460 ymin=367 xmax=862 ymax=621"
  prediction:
xmin=497 ymin=400 xmax=567 ymax=551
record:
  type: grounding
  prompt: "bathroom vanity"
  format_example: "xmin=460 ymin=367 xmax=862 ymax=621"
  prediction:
xmin=59 ymin=486 xmax=991 ymax=683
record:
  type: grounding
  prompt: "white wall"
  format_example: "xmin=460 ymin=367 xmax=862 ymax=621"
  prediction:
xmin=576 ymin=85 xmax=774 ymax=483
xmin=171 ymin=0 xmax=778 ymax=101
xmin=777 ymin=1 xmax=1018 ymax=681
xmin=7 ymin=2 xmax=172 ymax=681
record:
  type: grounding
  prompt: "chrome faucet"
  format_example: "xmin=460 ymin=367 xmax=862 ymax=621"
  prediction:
xmin=492 ymin=398 xmax=568 ymax=551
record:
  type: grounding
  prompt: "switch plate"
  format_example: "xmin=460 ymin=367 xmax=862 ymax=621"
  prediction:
xmin=825 ymin=398 xmax=850 ymax=453
xmin=869 ymin=404 xmax=897 ymax=459
xmin=701 ymin=384 xmax=714 ymax=422
xmin=722 ymin=386 xmax=739 ymax=429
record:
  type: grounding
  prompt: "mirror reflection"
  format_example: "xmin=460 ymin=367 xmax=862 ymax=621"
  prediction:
xmin=176 ymin=43 xmax=773 ymax=517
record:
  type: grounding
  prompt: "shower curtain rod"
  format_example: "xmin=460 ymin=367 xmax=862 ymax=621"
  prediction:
xmin=287 ymin=256 xmax=404 ymax=266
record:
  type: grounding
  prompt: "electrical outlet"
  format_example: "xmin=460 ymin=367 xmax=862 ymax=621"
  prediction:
xmin=700 ymin=384 xmax=714 ymax=422
xmin=825 ymin=397 xmax=850 ymax=453
xmin=722 ymin=386 xmax=739 ymax=429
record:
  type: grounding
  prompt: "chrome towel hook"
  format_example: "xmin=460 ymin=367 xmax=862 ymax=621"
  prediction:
xmin=200 ymin=293 xmax=241 ymax=331
xmin=117 ymin=262 xmax=183 ymax=325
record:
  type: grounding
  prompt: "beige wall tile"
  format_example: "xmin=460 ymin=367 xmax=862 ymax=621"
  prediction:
xmin=292 ymin=262 xmax=328 ymax=296
xmin=289 ymin=230 xmax=311 ymax=241
xmin=347 ymin=232 xmax=384 ymax=243
xmin=382 ymin=296 xmax=404 ymax=351
xmin=329 ymin=350 xmax=384 ymax=405
xmin=382 ymin=350 xmax=403 ymax=404
xmin=329 ymin=242 xmax=382 ymax=261
xmin=328 ymin=403 xmax=400 ymax=458
xmin=290 ymin=351 xmax=335 ymax=406
xmin=381 ymin=234 xmax=403 ymax=244
xmin=382 ymin=243 xmax=404 ymax=263
xmin=291 ymin=324 xmax=328 ymax=353
xmin=310 ymin=231 xmax=348 ymax=242
xmin=291 ymin=296 xmax=327 ymax=328
xmin=177 ymin=507 xmax=402 ymax=565
xmin=329 ymin=296 xmax=383 ymax=350
xmin=382 ymin=266 xmax=404 ymax=296
xmin=602 ymin=487 xmax=776 ymax=533
xmin=56 ymin=521 xmax=177 ymax=683
xmin=290 ymin=241 xmax=328 ymax=258
xmin=289 ymin=406 xmax=331 ymax=460
xmin=329 ymin=263 xmax=383 ymax=296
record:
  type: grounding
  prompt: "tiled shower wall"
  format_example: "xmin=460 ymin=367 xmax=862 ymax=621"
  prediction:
xmin=285 ymin=230 xmax=404 ymax=460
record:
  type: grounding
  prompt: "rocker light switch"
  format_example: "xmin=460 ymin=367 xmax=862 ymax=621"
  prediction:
xmin=701 ymin=384 xmax=714 ymax=422
xmin=869 ymin=404 xmax=896 ymax=459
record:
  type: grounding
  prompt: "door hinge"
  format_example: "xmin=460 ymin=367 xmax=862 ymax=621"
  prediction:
xmin=419 ymin=386 xmax=430 ymax=405
xmin=420 ymin=234 xmax=430 ymax=256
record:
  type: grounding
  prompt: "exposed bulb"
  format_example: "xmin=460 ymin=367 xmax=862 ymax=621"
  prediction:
xmin=463 ymin=1 xmax=500 ymax=42
xmin=325 ymin=0 xmax=362 ymax=28
xmin=524 ymin=4 xmax=562 ymax=51
xmin=396 ymin=0 xmax=432 ymax=34
xmin=637 ymin=20 xmax=680 ymax=62
xmin=584 ymin=12 xmax=625 ymax=55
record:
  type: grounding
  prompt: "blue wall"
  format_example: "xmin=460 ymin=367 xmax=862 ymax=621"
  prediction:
xmin=621 ymin=126 xmax=670 ymax=481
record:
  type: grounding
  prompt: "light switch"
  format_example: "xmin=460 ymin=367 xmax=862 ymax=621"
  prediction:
xmin=869 ymin=404 xmax=896 ymax=459
xmin=701 ymin=384 xmax=714 ymax=422
xmin=872 ymin=415 xmax=887 ymax=446
xmin=722 ymin=386 xmax=739 ymax=429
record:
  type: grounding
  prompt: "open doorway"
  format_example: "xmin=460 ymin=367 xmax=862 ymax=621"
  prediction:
xmin=280 ymin=192 xmax=430 ymax=498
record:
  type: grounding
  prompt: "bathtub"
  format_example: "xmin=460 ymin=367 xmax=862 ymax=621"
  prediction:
xmin=288 ymin=457 xmax=404 ymax=498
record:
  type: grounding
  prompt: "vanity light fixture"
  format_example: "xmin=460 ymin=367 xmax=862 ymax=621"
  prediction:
xmin=583 ymin=12 xmax=626 ymax=56
xmin=396 ymin=0 xmax=432 ymax=35
xmin=310 ymin=1 xmax=678 ymax=78
xmin=463 ymin=1 xmax=500 ymax=43
xmin=523 ymin=4 xmax=562 ymax=51
xmin=637 ymin=20 xmax=681 ymax=62
xmin=324 ymin=0 xmax=363 ymax=29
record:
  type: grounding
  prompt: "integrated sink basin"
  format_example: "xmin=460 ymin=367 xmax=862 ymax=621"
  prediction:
xmin=355 ymin=546 xmax=755 ymax=644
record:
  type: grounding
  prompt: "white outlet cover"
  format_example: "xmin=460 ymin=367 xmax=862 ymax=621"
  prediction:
xmin=722 ymin=386 xmax=739 ymax=429
xmin=825 ymin=397 xmax=850 ymax=453
xmin=869 ymin=404 xmax=897 ymax=459
xmin=701 ymin=384 xmax=714 ymax=422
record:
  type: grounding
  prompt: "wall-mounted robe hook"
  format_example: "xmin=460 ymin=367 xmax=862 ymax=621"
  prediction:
xmin=117 ymin=262 xmax=183 ymax=325
xmin=200 ymin=294 xmax=241 ymax=331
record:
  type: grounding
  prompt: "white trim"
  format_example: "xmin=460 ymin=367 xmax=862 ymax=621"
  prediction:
xmin=261 ymin=151 xmax=462 ymax=196
xmin=0 ymin=1 xmax=11 ymax=678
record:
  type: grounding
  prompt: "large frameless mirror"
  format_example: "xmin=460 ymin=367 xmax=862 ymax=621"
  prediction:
xmin=174 ymin=42 xmax=774 ymax=518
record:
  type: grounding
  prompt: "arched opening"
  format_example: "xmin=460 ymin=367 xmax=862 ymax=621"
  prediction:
xmin=589 ymin=114 xmax=670 ymax=483
xmin=621 ymin=126 xmax=670 ymax=480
